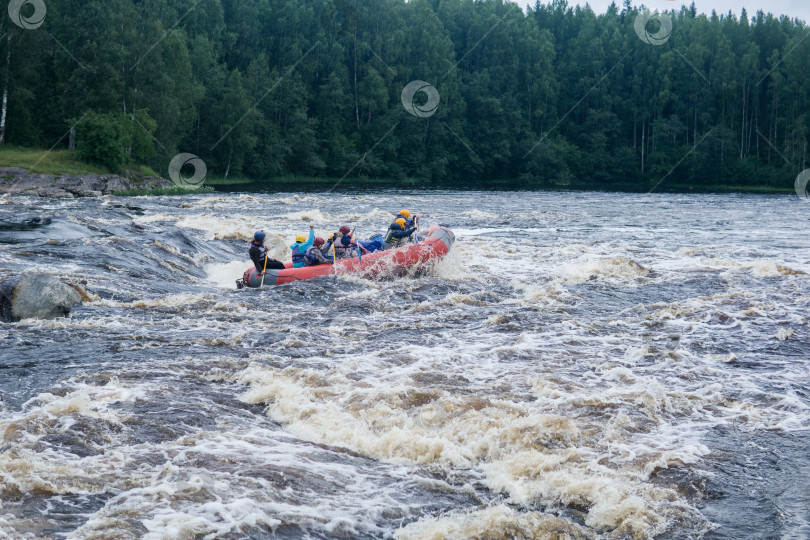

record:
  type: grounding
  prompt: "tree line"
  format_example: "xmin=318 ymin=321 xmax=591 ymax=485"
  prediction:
xmin=1 ymin=0 xmax=808 ymax=188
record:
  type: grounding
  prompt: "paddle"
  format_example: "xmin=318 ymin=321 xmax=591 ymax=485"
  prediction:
xmin=332 ymin=238 xmax=338 ymax=281
xmin=259 ymin=244 xmax=269 ymax=287
xmin=414 ymin=215 xmax=420 ymax=243
xmin=350 ymin=225 xmax=363 ymax=261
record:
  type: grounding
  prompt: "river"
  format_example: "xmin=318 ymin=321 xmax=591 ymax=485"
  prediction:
xmin=0 ymin=189 xmax=808 ymax=539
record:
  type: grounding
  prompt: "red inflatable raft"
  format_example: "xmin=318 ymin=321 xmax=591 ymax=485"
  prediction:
xmin=237 ymin=226 xmax=454 ymax=287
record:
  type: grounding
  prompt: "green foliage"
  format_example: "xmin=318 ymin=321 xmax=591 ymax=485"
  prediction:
xmin=2 ymin=0 xmax=809 ymax=189
xmin=74 ymin=111 xmax=157 ymax=172
xmin=128 ymin=110 xmax=157 ymax=164
xmin=75 ymin=112 xmax=128 ymax=172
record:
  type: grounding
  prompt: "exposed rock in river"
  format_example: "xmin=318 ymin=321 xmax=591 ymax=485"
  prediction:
xmin=0 ymin=274 xmax=85 ymax=321
xmin=0 ymin=167 xmax=172 ymax=198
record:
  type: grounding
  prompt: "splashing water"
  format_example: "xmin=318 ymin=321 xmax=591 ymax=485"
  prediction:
xmin=1 ymin=190 xmax=809 ymax=539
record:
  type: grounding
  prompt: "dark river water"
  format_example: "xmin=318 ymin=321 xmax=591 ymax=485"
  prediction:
xmin=0 ymin=190 xmax=808 ymax=539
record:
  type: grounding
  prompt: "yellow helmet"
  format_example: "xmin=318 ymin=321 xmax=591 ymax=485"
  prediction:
xmin=399 ymin=209 xmax=410 ymax=218
xmin=395 ymin=218 xmax=406 ymax=229
xmin=295 ymin=234 xmax=306 ymax=243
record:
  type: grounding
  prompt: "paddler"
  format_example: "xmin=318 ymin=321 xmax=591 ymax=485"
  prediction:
xmin=249 ymin=230 xmax=285 ymax=272
xmin=384 ymin=218 xmax=417 ymax=249
xmin=290 ymin=225 xmax=315 ymax=268
xmin=304 ymin=237 xmax=334 ymax=266
xmin=323 ymin=225 xmax=360 ymax=259
xmin=396 ymin=209 xmax=418 ymax=228
xmin=357 ymin=234 xmax=385 ymax=253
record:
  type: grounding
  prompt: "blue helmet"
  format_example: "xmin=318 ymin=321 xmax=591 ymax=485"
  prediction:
xmin=254 ymin=230 xmax=266 ymax=242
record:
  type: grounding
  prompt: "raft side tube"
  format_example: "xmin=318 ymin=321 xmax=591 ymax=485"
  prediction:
xmin=238 ymin=226 xmax=454 ymax=288
xmin=242 ymin=268 xmax=281 ymax=287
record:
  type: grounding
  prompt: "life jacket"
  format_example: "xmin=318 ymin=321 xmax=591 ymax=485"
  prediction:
xmin=291 ymin=243 xmax=306 ymax=267
xmin=250 ymin=240 xmax=264 ymax=254
xmin=396 ymin=215 xmax=415 ymax=228
xmin=331 ymin=234 xmax=355 ymax=258
xmin=304 ymin=245 xmax=323 ymax=266
xmin=385 ymin=223 xmax=405 ymax=245
xmin=250 ymin=241 xmax=267 ymax=265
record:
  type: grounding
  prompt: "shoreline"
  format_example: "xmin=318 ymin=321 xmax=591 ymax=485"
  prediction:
xmin=0 ymin=165 xmax=796 ymax=198
xmin=208 ymin=176 xmax=795 ymax=195
xmin=0 ymin=166 xmax=175 ymax=199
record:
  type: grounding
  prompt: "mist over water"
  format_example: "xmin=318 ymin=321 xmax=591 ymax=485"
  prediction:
xmin=1 ymin=189 xmax=808 ymax=539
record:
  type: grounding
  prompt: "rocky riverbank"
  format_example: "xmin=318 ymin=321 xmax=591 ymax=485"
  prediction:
xmin=0 ymin=167 xmax=173 ymax=198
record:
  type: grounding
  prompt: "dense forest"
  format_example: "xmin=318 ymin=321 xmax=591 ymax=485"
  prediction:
xmin=1 ymin=0 xmax=808 ymax=188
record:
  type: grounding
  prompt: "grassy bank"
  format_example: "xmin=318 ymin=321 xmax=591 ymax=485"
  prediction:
xmin=0 ymin=146 xmax=110 ymax=175
xmin=0 ymin=145 xmax=211 ymax=195
xmin=0 ymin=145 xmax=158 ymax=177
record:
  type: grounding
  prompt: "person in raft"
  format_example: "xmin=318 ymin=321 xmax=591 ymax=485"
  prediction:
xmin=249 ymin=230 xmax=285 ymax=272
xmin=384 ymin=218 xmax=417 ymax=249
xmin=304 ymin=237 xmax=334 ymax=266
xmin=323 ymin=225 xmax=363 ymax=259
xmin=396 ymin=208 xmax=418 ymax=228
xmin=357 ymin=234 xmax=385 ymax=253
xmin=290 ymin=225 xmax=315 ymax=268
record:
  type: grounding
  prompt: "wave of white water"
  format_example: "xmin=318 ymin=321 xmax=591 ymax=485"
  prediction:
xmin=1 ymin=190 xmax=808 ymax=538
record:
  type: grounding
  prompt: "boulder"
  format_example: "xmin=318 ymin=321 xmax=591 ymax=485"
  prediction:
xmin=0 ymin=275 xmax=84 ymax=322
xmin=102 ymin=175 xmax=132 ymax=193
xmin=36 ymin=187 xmax=75 ymax=198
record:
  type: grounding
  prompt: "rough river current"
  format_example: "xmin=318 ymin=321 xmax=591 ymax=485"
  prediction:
xmin=0 ymin=189 xmax=808 ymax=539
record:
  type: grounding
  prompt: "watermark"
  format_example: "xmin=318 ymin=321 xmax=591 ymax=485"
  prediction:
xmin=648 ymin=127 xmax=715 ymax=193
xmin=329 ymin=78 xmax=439 ymax=191
xmin=416 ymin=399 xmax=448 ymax=430
xmin=401 ymin=81 xmax=440 ymax=118
xmin=168 ymin=153 xmax=207 ymax=188
xmin=28 ymin=112 xmax=88 ymax=173
xmin=757 ymin=31 xmax=810 ymax=87
xmin=319 ymin=0 xmax=356 ymax=34
xmin=674 ymin=49 xmax=711 ymax=86
xmin=209 ymin=42 xmax=319 ymax=151
xmin=172 ymin=471 xmax=216 ymax=494
xmin=634 ymin=10 xmax=672 ymax=46
xmin=727 ymin=417 xmax=758 ymax=444
xmin=795 ymin=169 xmax=810 ymax=201
xmin=8 ymin=0 xmax=46 ymax=29
xmin=444 ymin=122 xmax=482 ymax=165
xmin=524 ymin=50 xmax=631 ymax=159
xmin=130 ymin=0 xmax=206 ymax=69
xmin=442 ymin=9 xmax=511 ymax=78
xmin=327 ymin=121 xmax=400 ymax=192
xmin=113 ymin=394 xmax=137 ymax=420
xmin=320 ymin=312 xmax=371 ymax=339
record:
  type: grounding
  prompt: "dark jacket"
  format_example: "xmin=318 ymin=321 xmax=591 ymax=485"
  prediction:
xmin=249 ymin=241 xmax=284 ymax=271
